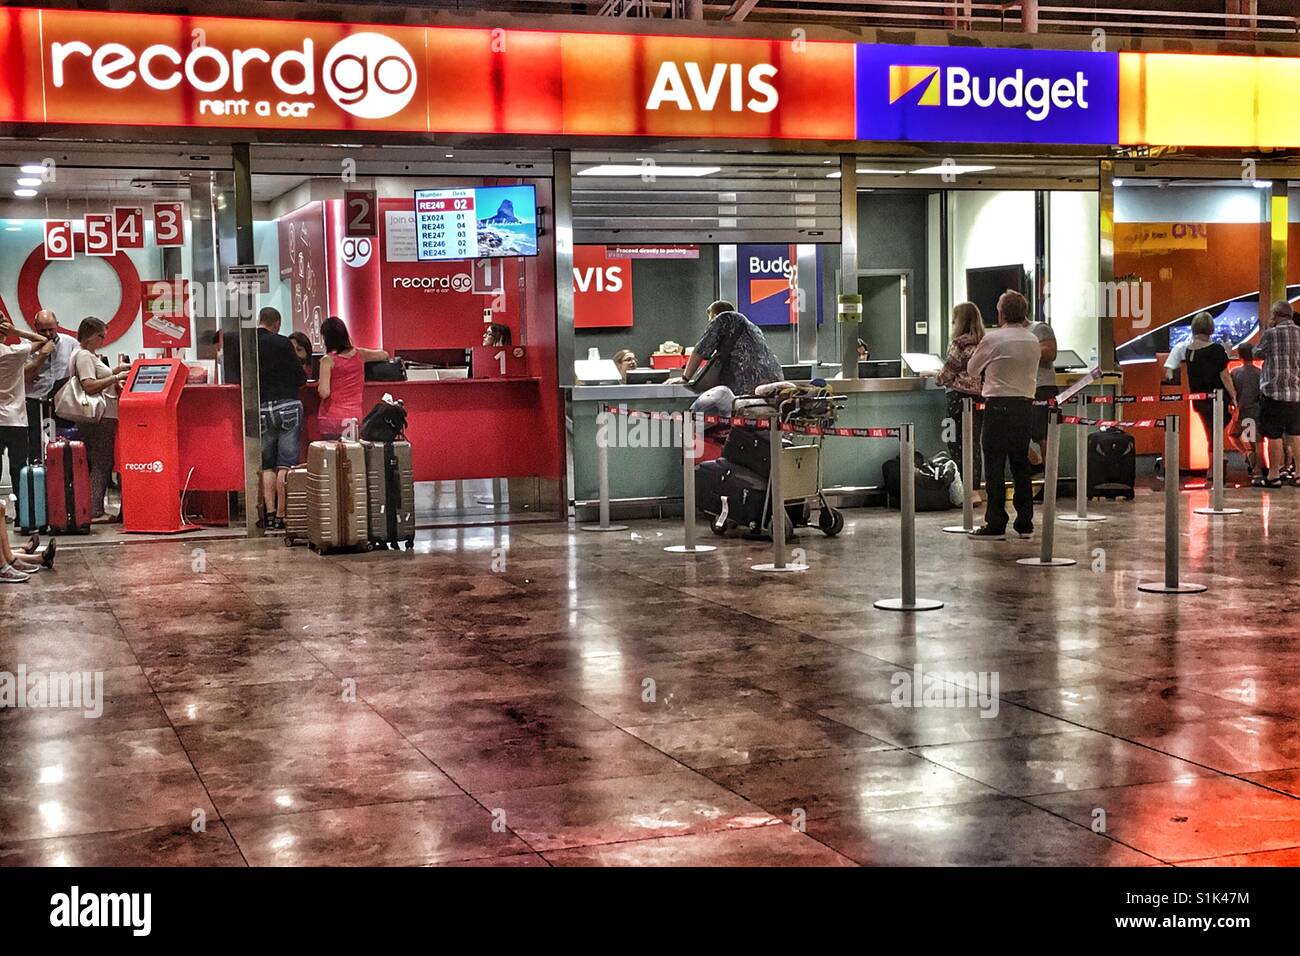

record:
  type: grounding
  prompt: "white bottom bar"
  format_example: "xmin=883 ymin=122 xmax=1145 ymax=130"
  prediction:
xmin=664 ymin=544 xmax=717 ymax=554
xmin=874 ymin=597 xmax=944 ymax=612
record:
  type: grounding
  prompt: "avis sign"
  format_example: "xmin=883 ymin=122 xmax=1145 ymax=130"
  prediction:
xmin=573 ymin=246 xmax=633 ymax=329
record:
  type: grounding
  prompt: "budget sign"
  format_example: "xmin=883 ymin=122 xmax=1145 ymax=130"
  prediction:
xmin=856 ymin=45 xmax=1119 ymax=145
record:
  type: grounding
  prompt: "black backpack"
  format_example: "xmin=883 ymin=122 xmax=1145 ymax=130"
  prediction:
xmin=359 ymin=398 xmax=407 ymax=443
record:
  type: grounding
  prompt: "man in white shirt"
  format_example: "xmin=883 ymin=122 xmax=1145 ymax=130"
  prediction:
xmin=966 ymin=291 xmax=1042 ymax=539
xmin=22 ymin=309 xmax=77 ymax=463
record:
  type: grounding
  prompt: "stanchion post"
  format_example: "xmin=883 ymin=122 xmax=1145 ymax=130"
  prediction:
xmin=876 ymin=423 xmax=943 ymax=611
xmin=754 ymin=413 xmax=807 ymax=572
xmin=1195 ymin=388 xmax=1242 ymax=517
xmin=1139 ymin=415 xmax=1206 ymax=594
xmin=665 ymin=411 xmax=716 ymax=555
xmin=1019 ymin=410 xmax=1076 ymax=567
xmin=582 ymin=407 xmax=628 ymax=532
xmin=1060 ymin=395 xmax=1106 ymax=524
xmin=943 ymin=396 xmax=976 ymax=534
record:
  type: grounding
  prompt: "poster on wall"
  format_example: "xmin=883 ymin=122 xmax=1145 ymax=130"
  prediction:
xmin=141 ymin=278 xmax=192 ymax=349
xmin=377 ymin=197 xmax=520 ymax=351
xmin=276 ymin=202 xmax=329 ymax=350
xmin=737 ymin=244 xmax=798 ymax=327
xmin=573 ymin=246 xmax=633 ymax=329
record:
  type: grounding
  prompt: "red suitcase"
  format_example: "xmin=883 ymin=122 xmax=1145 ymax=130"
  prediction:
xmin=46 ymin=439 xmax=92 ymax=534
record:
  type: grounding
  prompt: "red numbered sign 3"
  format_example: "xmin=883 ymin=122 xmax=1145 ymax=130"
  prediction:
xmin=114 ymin=207 xmax=145 ymax=249
xmin=84 ymin=214 xmax=116 ymax=257
xmin=153 ymin=202 xmax=184 ymax=247
xmin=44 ymin=220 xmax=74 ymax=261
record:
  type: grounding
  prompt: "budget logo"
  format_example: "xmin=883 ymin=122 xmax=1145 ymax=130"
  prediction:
xmin=859 ymin=45 xmax=1119 ymax=146
xmin=889 ymin=65 xmax=941 ymax=106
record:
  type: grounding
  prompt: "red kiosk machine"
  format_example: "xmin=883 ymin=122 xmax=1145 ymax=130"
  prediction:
xmin=118 ymin=359 xmax=198 ymax=534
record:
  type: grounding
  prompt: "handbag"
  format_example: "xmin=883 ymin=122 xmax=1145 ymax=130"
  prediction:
xmin=359 ymin=397 xmax=408 ymax=443
xmin=364 ymin=359 xmax=407 ymax=382
xmin=685 ymin=319 xmax=746 ymax=394
xmin=53 ymin=350 xmax=109 ymax=424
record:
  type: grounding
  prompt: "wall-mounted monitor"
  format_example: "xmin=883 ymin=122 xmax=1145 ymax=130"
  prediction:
xmin=414 ymin=184 xmax=539 ymax=261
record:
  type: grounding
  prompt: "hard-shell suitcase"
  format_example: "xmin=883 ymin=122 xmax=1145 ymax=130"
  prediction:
xmin=1088 ymin=428 xmax=1136 ymax=500
xmin=283 ymin=466 xmax=310 ymax=547
xmin=45 ymin=439 xmax=91 ymax=534
xmin=695 ymin=458 xmax=769 ymax=529
xmin=306 ymin=440 xmax=370 ymax=554
xmin=17 ymin=464 xmax=47 ymax=533
xmin=721 ymin=427 xmax=773 ymax=477
xmin=363 ymin=440 xmax=416 ymax=550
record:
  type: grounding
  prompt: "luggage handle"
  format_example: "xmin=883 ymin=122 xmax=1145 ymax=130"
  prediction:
xmin=63 ymin=441 xmax=76 ymax=527
xmin=384 ymin=442 xmax=400 ymax=544
xmin=336 ymin=441 xmax=353 ymax=547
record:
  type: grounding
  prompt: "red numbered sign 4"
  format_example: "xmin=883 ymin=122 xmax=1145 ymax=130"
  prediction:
xmin=153 ymin=202 xmax=184 ymax=247
xmin=84 ymin=214 xmax=116 ymax=257
xmin=44 ymin=220 xmax=74 ymax=260
xmin=114 ymin=207 xmax=145 ymax=249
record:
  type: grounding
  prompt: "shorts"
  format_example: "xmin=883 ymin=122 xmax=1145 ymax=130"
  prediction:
xmin=1230 ymin=404 xmax=1260 ymax=438
xmin=1259 ymin=395 xmax=1300 ymax=440
xmin=259 ymin=399 xmax=304 ymax=470
xmin=1031 ymin=384 xmax=1060 ymax=442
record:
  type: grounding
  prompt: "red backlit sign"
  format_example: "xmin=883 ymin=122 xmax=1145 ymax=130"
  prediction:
xmin=0 ymin=8 xmax=856 ymax=140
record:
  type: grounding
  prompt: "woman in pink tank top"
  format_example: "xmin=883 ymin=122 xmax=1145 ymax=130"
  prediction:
xmin=317 ymin=315 xmax=389 ymax=439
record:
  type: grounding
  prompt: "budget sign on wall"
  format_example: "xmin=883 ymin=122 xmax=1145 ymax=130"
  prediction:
xmin=856 ymin=45 xmax=1119 ymax=145
xmin=738 ymin=244 xmax=797 ymax=327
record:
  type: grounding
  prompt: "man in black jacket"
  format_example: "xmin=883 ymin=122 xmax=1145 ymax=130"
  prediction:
xmin=256 ymin=307 xmax=307 ymax=529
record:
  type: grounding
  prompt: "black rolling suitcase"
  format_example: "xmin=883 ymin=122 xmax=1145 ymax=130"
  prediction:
xmin=696 ymin=458 xmax=768 ymax=529
xmin=721 ymin=428 xmax=772 ymax=477
xmin=1087 ymin=427 xmax=1136 ymax=500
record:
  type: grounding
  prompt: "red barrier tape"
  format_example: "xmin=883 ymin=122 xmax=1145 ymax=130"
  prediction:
xmin=1060 ymin=415 xmax=1166 ymax=429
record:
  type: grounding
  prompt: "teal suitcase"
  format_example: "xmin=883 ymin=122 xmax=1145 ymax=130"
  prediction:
xmin=17 ymin=464 xmax=47 ymax=533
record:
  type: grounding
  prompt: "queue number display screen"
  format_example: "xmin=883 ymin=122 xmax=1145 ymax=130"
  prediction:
xmin=414 ymin=185 xmax=539 ymax=262
xmin=131 ymin=364 xmax=172 ymax=393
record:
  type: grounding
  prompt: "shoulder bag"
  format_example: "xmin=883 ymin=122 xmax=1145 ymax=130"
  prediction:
xmin=53 ymin=349 xmax=109 ymax=424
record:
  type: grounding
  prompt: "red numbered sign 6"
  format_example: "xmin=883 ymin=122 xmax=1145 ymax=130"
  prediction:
xmin=113 ymin=207 xmax=145 ymax=249
xmin=84 ymin=214 xmax=116 ymax=257
xmin=44 ymin=220 xmax=74 ymax=261
xmin=153 ymin=202 xmax=184 ymax=247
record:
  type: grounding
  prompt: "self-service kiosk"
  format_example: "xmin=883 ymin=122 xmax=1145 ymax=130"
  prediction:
xmin=118 ymin=359 xmax=198 ymax=534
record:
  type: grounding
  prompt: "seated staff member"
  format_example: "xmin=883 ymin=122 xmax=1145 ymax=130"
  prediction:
xmin=22 ymin=309 xmax=78 ymax=461
xmin=1164 ymin=311 xmax=1236 ymax=483
xmin=255 ymin=307 xmax=307 ymax=530
xmin=613 ymin=349 xmax=638 ymax=381
xmin=673 ymin=300 xmax=783 ymax=397
xmin=483 ymin=323 xmax=512 ymax=348
xmin=317 ymin=315 xmax=388 ymax=440
xmin=967 ymin=291 xmax=1041 ymax=540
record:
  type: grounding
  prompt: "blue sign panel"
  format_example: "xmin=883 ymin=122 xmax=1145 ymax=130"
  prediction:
xmin=738 ymin=243 xmax=797 ymax=327
xmin=856 ymin=45 xmax=1120 ymax=145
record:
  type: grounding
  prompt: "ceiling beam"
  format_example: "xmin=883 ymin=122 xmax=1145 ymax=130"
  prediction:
xmin=727 ymin=0 xmax=762 ymax=22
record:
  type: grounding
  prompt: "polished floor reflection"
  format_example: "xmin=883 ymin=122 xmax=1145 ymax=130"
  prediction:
xmin=3 ymin=482 xmax=1299 ymax=866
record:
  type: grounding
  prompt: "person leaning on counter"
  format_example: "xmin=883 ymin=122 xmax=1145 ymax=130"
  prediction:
xmin=317 ymin=315 xmax=388 ymax=440
xmin=670 ymin=300 xmax=782 ymax=396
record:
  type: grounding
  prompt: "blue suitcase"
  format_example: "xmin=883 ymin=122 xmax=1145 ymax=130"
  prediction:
xmin=17 ymin=464 xmax=47 ymax=533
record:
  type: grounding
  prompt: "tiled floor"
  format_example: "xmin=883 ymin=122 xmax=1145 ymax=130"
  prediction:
xmin=3 ymin=481 xmax=1300 ymax=866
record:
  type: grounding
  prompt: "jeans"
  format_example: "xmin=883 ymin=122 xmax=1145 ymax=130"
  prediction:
xmin=981 ymin=397 xmax=1034 ymax=533
xmin=259 ymin=399 xmax=305 ymax=470
xmin=945 ymin=389 xmax=983 ymax=492
xmin=79 ymin=418 xmax=118 ymax=518
xmin=0 ymin=425 xmax=29 ymax=490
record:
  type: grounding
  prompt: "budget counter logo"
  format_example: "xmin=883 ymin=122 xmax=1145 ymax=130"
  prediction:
xmin=861 ymin=45 xmax=1119 ymax=145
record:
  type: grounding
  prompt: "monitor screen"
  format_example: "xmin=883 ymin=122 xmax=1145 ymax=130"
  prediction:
xmin=130 ymin=364 xmax=171 ymax=393
xmin=414 ymin=185 xmax=539 ymax=261
xmin=1054 ymin=349 xmax=1087 ymax=371
xmin=626 ymin=369 xmax=671 ymax=385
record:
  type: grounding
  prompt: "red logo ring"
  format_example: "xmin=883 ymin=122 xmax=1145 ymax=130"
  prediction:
xmin=18 ymin=235 xmax=142 ymax=344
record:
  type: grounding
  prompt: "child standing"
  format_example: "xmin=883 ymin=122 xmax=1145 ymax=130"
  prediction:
xmin=1230 ymin=341 xmax=1263 ymax=478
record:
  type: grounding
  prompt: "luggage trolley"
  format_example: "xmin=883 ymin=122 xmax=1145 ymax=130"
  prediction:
xmin=702 ymin=384 xmax=846 ymax=540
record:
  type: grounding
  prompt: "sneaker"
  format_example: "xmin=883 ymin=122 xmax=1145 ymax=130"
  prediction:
xmin=1014 ymin=524 xmax=1034 ymax=539
xmin=970 ymin=525 xmax=1007 ymax=540
xmin=0 ymin=563 xmax=30 ymax=584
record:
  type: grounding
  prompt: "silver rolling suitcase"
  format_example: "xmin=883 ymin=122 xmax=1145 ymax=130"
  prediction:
xmin=363 ymin=440 xmax=416 ymax=550
xmin=306 ymin=440 xmax=370 ymax=554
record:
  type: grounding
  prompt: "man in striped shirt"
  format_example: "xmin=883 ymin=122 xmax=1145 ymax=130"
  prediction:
xmin=1254 ymin=299 xmax=1300 ymax=487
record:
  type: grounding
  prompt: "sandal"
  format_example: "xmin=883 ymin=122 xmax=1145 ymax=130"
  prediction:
xmin=1252 ymin=475 xmax=1283 ymax=488
xmin=21 ymin=534 xmax=40 ymax=555
xmin=41 ymin=538 xmax=57 ymax=570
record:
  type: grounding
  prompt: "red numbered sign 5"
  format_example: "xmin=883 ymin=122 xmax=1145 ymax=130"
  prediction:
xmin=153 ymin=202 xmax=184 ymax=247
xmin=84 ymin=214 xmax=116 ymax=257
xmin=44 ymin=220 xmax=74 ymax=261
xmin=113 ymin=207 xmax=145 ymax=249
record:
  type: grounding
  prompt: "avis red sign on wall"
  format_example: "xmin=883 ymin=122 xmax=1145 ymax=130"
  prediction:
xmin=573 ymin=246 xmax=633 ymax=329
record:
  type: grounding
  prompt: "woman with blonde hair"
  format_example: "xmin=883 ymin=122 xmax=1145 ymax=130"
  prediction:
xmin=1164 ymin=311 xmax=1236 ymax=484
xmin=936 ymin=301 xmax=987 ymax=499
